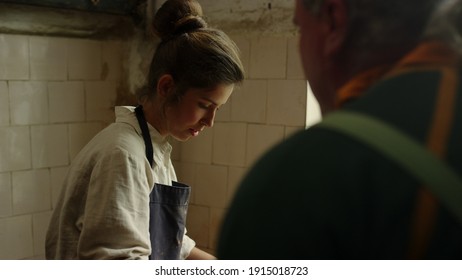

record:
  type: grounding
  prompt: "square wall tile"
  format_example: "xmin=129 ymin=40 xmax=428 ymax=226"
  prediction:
xmin=0 ymin=126 xmax=31 ymax=172
xmin=102 ymin=40 xmax=123 ymax=81
xmin=30 ymin=36 xmax=68 ymax=81
xmin=0 ymin=215 xmax=33 ymax=259
xmin=246 ymin=124 xmax=285 ymax=167
xmin=195 ymin=164 xmax=228 ymax=208
xmin=214 ymin=101 xmax=231 ymax=122
xmin=12 ymin=170 xmax=51 ymax=215
xmin=267 ymin=80 xmax=307 ymax=126
xmin=32 ymin=211 xmax=52 ymax=256
xmin=186 ymin=205 xmax=210 ymax=248
xmin=180 ymin=129 xmax=213 ymax=164
xmin=231 ymin=80 xmax=267 ymax=123
xmin=0 ymin=173 xmax=12 ymax=217
xmin=68 ymin=122 xmax=103 ymax=160
xmin=212 ymin=123 xmax=247 ymax=167
xmin=0 ymin=34 xmax=29 ymax=80
xmin=22 ymin=254 xmax=45 ymax=260
xmin=172 ymin=161 xmax=194 ymax=185
xmin=170 ymin=139 xmax=182 ymax=161
xmin=209 ymin=208 xmax=226 ymax=250
xmin=229 ymin=35 xmax=250 ymax=78
xmin=31 ymin=125 xmax=69 ymax=168
xmin=287 ymin=36 xmax=305 ymax=79
xmin=0 ymin=82 xmax=9 ymax=125
xmin=68 ymin=39 xmax=102 ymax=80
xmin=172 ymin=162 xmax=197 ymax=203
xmin=9 ymin=81 xmax=48 ymax=125
xmin=49 ymin=82 xmax=85 ymax=123
xmin=85 ymin=81 xmax=117 ymax=122
xmin=22 ymin=254 xmax=46 ymax=261
xmin=227 ymin=166 xmax=247 ymax=206
xmin=249 ymin=36 xmax=287 ymax=79
xmin=306 ymin=84 xmax=322 ymax=127
xmin=50 ymin=167 xmax=69 ymax=208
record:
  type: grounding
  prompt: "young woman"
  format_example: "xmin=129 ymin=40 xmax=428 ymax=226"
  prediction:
xmin=46 ymin=0 xmax=244 ymax=260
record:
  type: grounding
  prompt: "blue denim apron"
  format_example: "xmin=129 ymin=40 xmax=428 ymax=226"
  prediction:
xmin=135 ymin=105 xmax=191 ymax=260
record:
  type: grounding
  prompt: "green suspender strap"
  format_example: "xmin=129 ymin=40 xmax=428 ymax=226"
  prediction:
xmin=317 ymin=110 xmax=462 ymax=223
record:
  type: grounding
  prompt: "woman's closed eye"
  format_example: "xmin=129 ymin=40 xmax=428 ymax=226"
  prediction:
xmin=199 ymin=102 xmax=220 ymax=111
xmin=198 ymin=102 xmax=211 ymax=109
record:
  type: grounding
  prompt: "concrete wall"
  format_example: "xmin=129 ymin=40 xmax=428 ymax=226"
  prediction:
xmin=201 ymin=0 xmax=296 ymax=35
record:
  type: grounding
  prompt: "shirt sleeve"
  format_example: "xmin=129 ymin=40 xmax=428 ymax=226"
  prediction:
xmin=180 ymin=232 xmax=196 ymax=259
xmin=77 ymin=148 xmax=153 ymax=259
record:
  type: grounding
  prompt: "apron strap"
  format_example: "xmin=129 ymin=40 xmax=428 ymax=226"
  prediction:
xmin=134 ymin=105 xmax=190 ymax=260
xmin=317 ymin=110 xmax=462 ymax=223
xmin=135 ymin=105 xmax=154 ymax=167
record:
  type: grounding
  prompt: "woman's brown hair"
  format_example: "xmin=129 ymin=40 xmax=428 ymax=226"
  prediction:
xmin=137 ymin=0 xmax=245 ymax=103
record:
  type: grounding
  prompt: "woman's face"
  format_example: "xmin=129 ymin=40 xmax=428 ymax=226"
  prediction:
xmin=165 ymin=83 xmax=234 ymax=141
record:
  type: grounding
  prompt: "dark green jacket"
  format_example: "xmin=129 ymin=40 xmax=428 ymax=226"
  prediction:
xmin=217 ymin=66 xmax=462 ymax=259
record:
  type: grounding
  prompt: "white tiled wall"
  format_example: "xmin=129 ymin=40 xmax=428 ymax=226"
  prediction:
xmin=48 ymin=82 xmax=85 ymax=123
xmin=0 ymin=173 xmax=13 ymax=217
xmin=29 ymin=37 xmax=68 ymax=81
xmin=0 ymin=82 xmax=9 ymax=125
xmin=249 ymin=36 xmax=287 ymax=79
xmin=12 ymin=169 xmax=51 ymax=216
xmin=178 ymin=34 xmax=321 ymax=254
xmin=9 ymin=81 xmax=49 ymax=125
xmin=231 ymin=80 xmax=267 ymax=123
xmin=0 ymin=126 xmax=31 ymax=171
xmin=0 ymin=35 xmax=29 ymax=80
xmin=0 ymin=33 xmax=122 ymax=260
xmin=0 ymin=215 xmax=33 ymax=259
xmin=212 ymin=123 xmax=247 ymax=166
xmin=68 ymin=39 xmax=102 ymax=80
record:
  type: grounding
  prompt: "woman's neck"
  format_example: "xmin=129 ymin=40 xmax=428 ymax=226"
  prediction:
xmin=141 ymin=99 xmax=168 ymax=137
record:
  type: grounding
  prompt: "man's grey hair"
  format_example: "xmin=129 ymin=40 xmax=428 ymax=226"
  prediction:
xmin=424 ymin=0 xmax=462 ymax=51
xmin=299 ymin=0 xmax=455 ymax=68
xmin=300 ymin=0 xmax=462 ymax=50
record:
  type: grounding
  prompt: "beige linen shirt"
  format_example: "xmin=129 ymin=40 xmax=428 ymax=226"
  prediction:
xmin=46 ymin=106 xmax=195 ymax=259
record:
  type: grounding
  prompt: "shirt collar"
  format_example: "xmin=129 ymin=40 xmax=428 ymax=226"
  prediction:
xmin=115 ymin=106 xmax=171 ymax=153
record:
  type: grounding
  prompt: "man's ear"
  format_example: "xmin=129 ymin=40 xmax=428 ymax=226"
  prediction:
xmin=157 ymin=74 xmax=175 ymax=98
xmin=322 ymin=0 xmax=348 ymax=57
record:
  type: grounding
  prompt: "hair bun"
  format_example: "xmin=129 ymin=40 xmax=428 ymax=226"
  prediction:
xmin=173 ymin=15 xmax=207 ymax=36
xmin=153 ymin=0 xmax=207 ymax=41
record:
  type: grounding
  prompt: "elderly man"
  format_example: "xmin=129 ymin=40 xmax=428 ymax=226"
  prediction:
xmin=217 ymin=0 xmax=462 ymax=259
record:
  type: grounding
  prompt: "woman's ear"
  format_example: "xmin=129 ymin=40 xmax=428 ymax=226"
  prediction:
xmin=157 ymin=74 xmax=175 ymax=98
xmin=322 ymin=0 xmax=348 ymax=57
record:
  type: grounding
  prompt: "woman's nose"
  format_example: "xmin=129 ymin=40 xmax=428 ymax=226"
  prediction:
xmin=202 ymin=110 xmax=215 ymax=127
xmin=202 ymin=117 xmax=214 ymax=127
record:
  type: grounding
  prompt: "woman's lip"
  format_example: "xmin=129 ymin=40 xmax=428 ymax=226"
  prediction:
xmin=189 ymin=127 xmax=205 ymax=137
xmin=189 ymin=128 xmax=199 ymax=137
